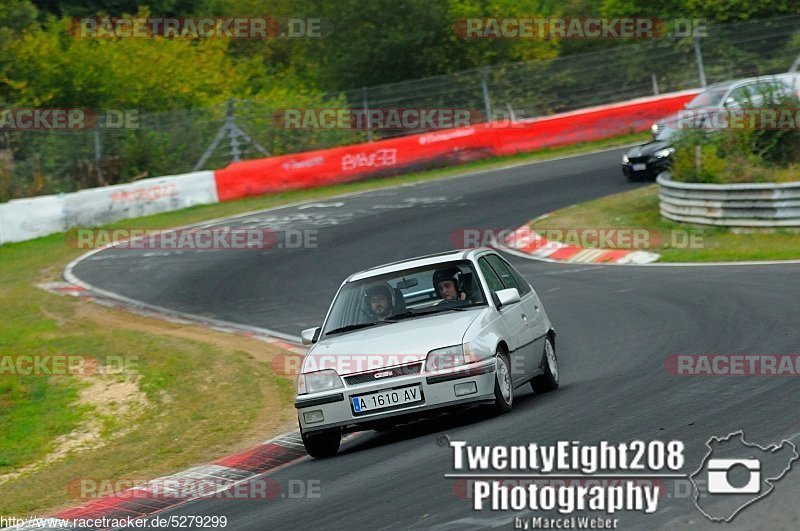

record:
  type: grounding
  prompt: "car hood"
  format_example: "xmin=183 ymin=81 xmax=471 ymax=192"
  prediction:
xmin=305 ymin=309 xmax=485 ymax=375
xmin=626 ymin=139 xmax=672 ymax=158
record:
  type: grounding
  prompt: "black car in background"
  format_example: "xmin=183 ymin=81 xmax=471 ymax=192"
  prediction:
xmin=625 ymin=73 xmax=800 ymax=182
xmin=621 ymin=127 xmax=675 ymax=181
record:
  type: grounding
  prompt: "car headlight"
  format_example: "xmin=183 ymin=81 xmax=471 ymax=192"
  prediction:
xmin=425 ymin=345 xmax=466 ymax=372
xmin=622 ymin=154 xmax=629 ymax=164
xmin=425 ymin=344 xmax=482 ymax=372
xmin=651 ymin=123 xmax=660 ymax=135
xmin=297 ymin=369 xmax=343 ymax=395
xmin=652 ymin=147 xmax=675 ymax=159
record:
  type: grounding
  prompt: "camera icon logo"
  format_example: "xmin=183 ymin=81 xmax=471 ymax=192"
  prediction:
xmin=706 ymin=458 xmax=761 ymax=494
xmin=691 ymin=431 xmax=798 ymax=522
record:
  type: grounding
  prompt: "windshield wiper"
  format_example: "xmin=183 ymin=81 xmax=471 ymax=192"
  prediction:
xmin=449 ymin=303 xmax=485 ymax=311
xmin=384 ymin=309 xmax=441 ymax=321
xmin=325 ymin=322 xmax=385 ymax=336
xmin=386 ymin=303 xmax=486 ymax=321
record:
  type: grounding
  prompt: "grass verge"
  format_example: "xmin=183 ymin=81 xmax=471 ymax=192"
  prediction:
xmin=0 ymin=131 xmax=647 ymax=517
xmin=529 ymin=184 xmax=800 ymax=261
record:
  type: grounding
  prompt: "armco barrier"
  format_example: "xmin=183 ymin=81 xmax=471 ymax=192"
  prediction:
xmin=658 ymin=173 xmax=800 ymax=227
xmin=213 ymin=127 xmax=495 ymax=201
xmin=491 ymin=91 xmax=698 ymax=156
xmin=214 ymin=90 xmax=699 ymax=201
xmin=0 ymin=171 xmax=218 ymax=245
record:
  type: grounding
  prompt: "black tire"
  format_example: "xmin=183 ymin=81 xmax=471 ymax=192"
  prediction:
xmin=301 ymin=428 xmax=341 ymax=458
xmin=492 ymin=349 xmax=513 ymax=414
xmin=531 ymin=336 xmax=559 ymax=394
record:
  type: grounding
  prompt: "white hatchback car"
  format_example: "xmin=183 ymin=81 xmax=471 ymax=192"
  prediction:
xmin=295 ymin=248 xmax=559 ymax=457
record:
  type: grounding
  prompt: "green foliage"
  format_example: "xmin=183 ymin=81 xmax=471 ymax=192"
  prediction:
xmin=672 ymin=132 xmax=728 ymax=183
xmin=0 ymin=1 xmax=797 ymax=198
xmin=2 ymin=14 xmax=247 ymax=110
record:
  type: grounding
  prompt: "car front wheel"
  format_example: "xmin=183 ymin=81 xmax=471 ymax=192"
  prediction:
xmin=301 ymin=427 xmax=341 ymax=458
xmin=492 ymin=349 xmax=513 ymax=414
xmin=531 ymin=336 xmax=559 ymax=393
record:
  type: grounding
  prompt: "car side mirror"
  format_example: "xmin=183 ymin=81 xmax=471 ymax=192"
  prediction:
xmin=301 ymin=327 xmax=321 ymax=345
xmin=494 ymin=288 xmax=520 ymax=308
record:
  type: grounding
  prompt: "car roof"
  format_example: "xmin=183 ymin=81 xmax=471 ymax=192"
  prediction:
xmin=705 ymin=74 xmax=793 ymax=93
xmin=346 ymin=248 xmax=492 ymax=282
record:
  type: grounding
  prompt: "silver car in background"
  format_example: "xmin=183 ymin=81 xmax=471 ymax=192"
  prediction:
xmin=295 ymin=248 xmax=559 ymax=457
xmin=651 ymin=74 xmax=800 ymax=137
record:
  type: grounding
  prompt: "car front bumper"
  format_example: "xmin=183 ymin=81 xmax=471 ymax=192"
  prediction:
xmin=296 ymin=358 xmax=497 ymax=433
xmin=621 ymin=157 xmax=671 ymax=179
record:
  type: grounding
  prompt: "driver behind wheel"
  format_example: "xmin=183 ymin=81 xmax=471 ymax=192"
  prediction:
xmin=432 ymin=267 xmax=467 ymax=302
xmin=365 ymin=284 xmax=394 ymax=320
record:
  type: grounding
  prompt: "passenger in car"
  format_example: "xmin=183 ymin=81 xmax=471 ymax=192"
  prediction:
xmin=432 ymin=267 xmax=467 ymax=302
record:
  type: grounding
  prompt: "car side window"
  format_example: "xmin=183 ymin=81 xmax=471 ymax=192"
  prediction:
xmin=725 ymin=86 xmax=751 ymax=108
xmin=485 ymin=254 xmax=521 ymax=292
xmin=478 ymin=257 xmax=505 ymax=293
xmin=498 ymin=256 xmax=532 ymax=295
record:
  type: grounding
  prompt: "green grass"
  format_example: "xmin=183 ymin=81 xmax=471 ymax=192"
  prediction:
xmin=0 ymin=231 xmax=299 ymax=515
xmin=0 ymin=131 xmax=648 ymax=517
xmin=530 ymin=185 xmax=800 ymax=261
xmin=0 ymin=377 xmax=87 ymax=469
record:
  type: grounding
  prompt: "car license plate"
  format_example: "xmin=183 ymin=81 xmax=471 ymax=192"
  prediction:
xmin=632 ymin=163 xmax=647 ymax=171
xmin=351 ymin=385 xmax=422 ymax=413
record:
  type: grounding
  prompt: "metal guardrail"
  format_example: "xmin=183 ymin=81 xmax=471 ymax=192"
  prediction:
xmin=657 ymin=173 xmax=800 ymax=227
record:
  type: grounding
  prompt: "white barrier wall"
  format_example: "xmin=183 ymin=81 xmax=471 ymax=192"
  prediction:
xmin=62 ymin=171 xmax=218 ymax=227
xmin=0 ymin=171 xmax=219 ymax=245
xmin=0 ymin=194 xmax=65 ymax=244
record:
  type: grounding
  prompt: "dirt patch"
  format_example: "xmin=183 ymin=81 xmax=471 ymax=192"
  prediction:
xmin=0 ymin=299 xmax=299 ymax=488
xmin=72 ymin=301 xmax=299 ymax=447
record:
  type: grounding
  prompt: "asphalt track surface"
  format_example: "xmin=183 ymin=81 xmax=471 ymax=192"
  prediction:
xmin=70 ymin=147 xmax=800 ymax=530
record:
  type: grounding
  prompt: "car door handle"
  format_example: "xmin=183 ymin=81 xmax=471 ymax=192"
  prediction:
xmin=521 ymin=314 xmax=528 ymax=324
xmin=534 ymin=305 xmax=540 ymax=311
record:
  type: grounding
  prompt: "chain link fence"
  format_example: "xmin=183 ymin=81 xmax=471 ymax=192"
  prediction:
xmin=2 ymin=15 xmax=799 ymax=201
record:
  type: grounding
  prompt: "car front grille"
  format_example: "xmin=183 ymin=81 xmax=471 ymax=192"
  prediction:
xmin=344 ymin=362 xmax=423 ymax=385
xmin=627 ymin=156 xmax=649 ymax=164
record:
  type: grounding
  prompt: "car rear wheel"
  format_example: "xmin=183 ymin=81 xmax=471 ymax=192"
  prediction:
xmin=531 ymin=337 xmax=559 ymax=393
xmin=492 ymin=349 xmax=513 ymax=414
xmin=301 ymin=427 xmax=341 ymax=458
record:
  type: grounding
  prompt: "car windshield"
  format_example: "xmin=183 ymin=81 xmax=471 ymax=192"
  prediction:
xmin=654 ymin=125 xmax=678 ymax=142
xmin=686 ymin=87 xmax=729 ymax=109
xmin=322 ymin=260 xmax=487 ymax=336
